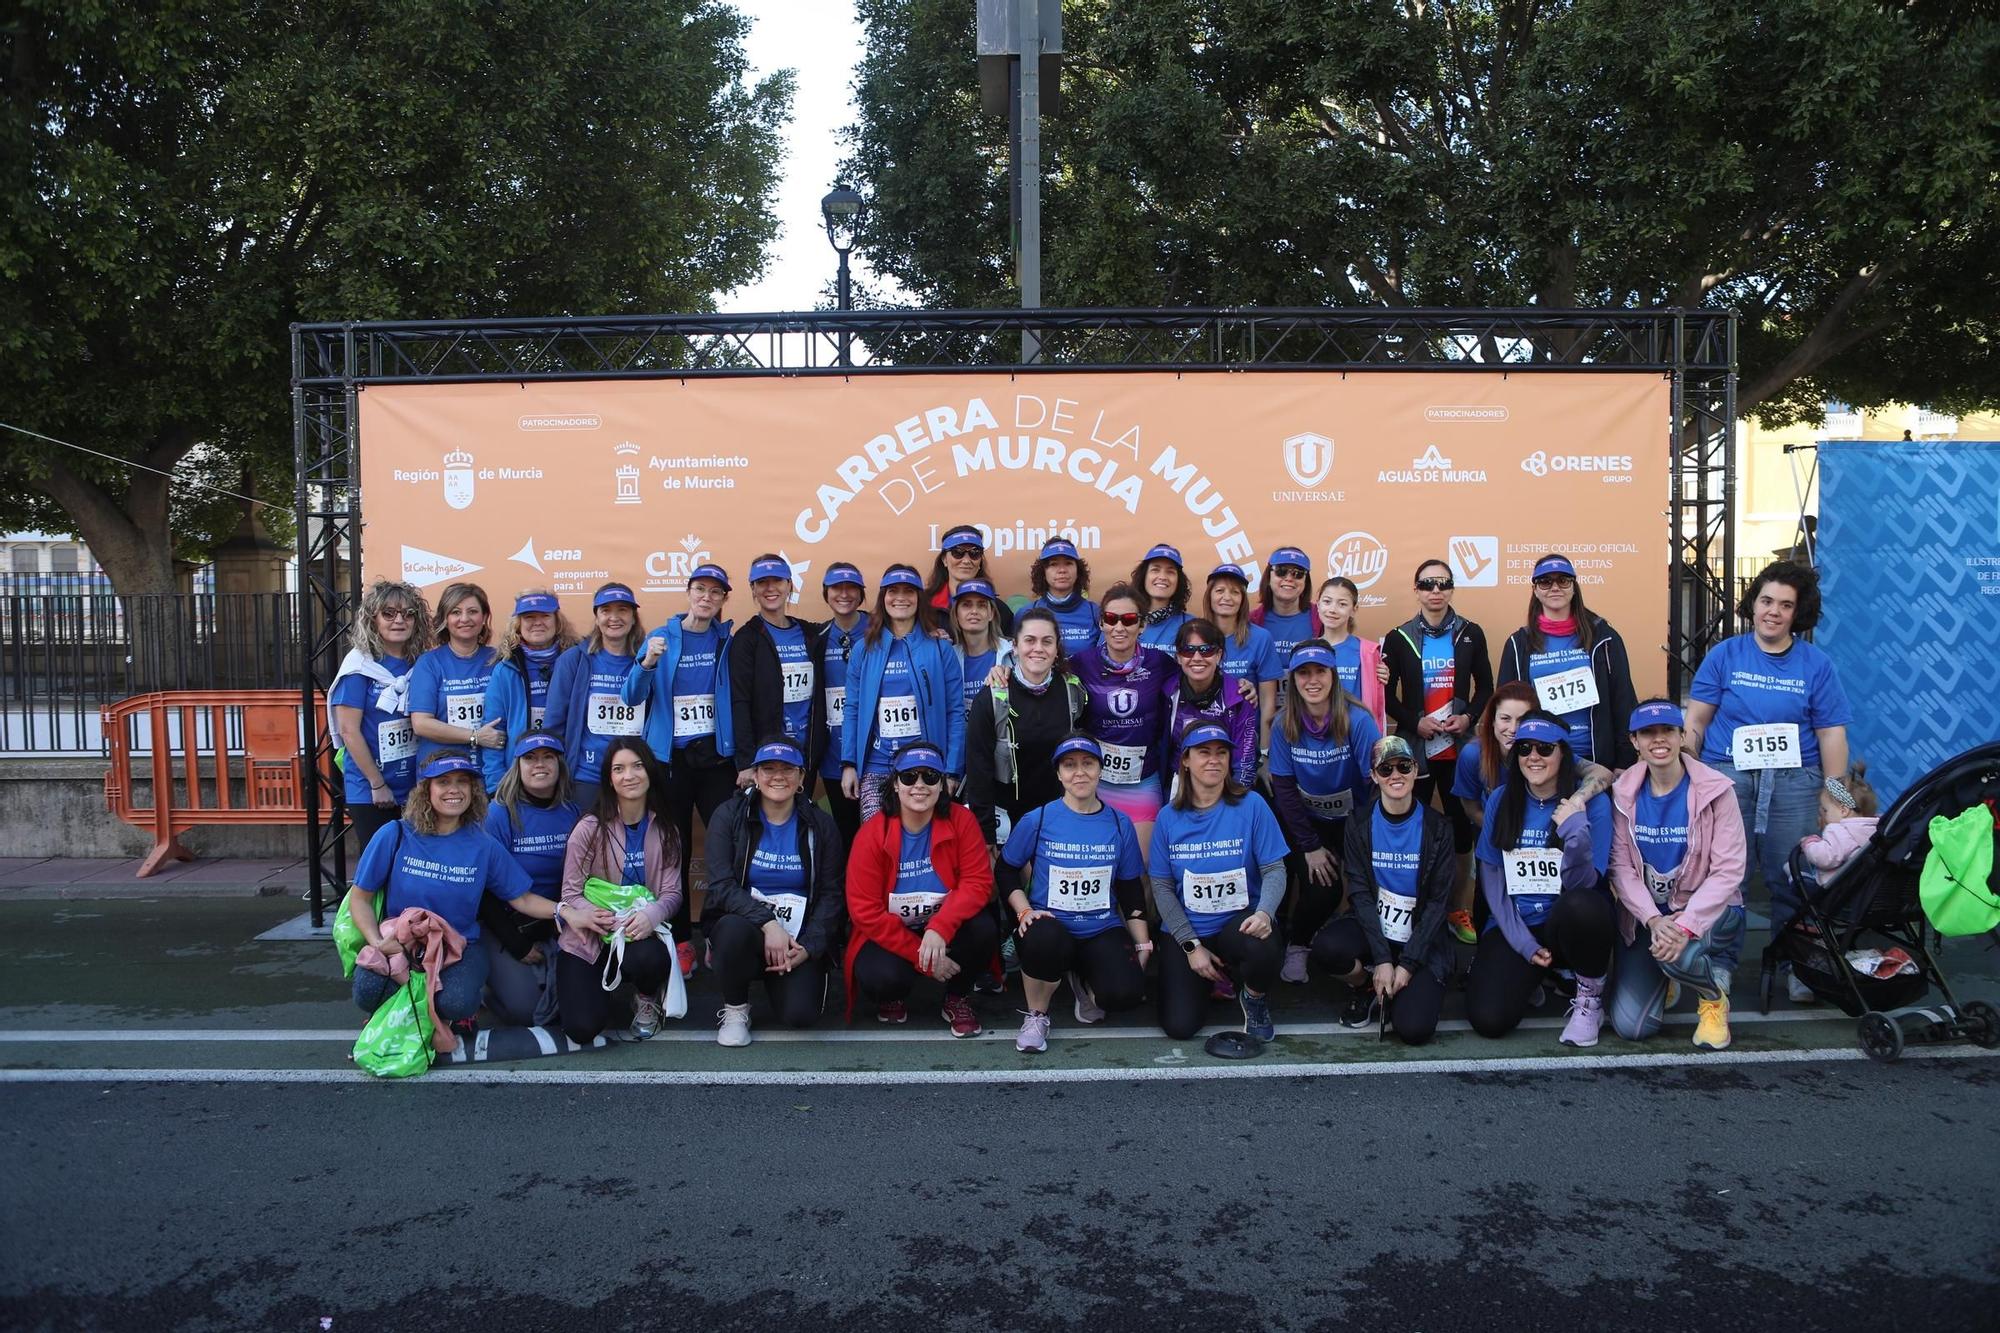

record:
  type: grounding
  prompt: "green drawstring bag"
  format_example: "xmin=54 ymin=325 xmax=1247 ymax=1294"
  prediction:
xmin=1921 ymin=806 xmax=2000 ymax=936
xmin=353 ymin=972 xmax=435 ymax=1078
xmin=333 ymin=890 xmax=386 ymax=979
xmin=582 ymin=876 xmax=655 ymax=943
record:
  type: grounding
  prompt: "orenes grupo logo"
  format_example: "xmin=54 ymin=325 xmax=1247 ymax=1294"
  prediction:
xmin=1522 ymin=449 xmax=1634 ymax=478
xmin=441 ymin=449 xmax=475 ymax=510
xmin=1325 ymin=531 xmax=1389 ymax=590
xmin=1282 ymin=432 xmax=1334 ymax=489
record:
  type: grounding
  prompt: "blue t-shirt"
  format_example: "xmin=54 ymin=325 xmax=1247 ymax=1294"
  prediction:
xmin=1137 ymin=609 xmax=1191 ymax=651
xmin=480 ymin=798 xmax=580 ymax=900
xmin=671 ymin=624 xmax=723 ymax=751
xmin=408 ymin=644 xmax=500 ymax=760
xmin=819 ymin=615 xmax=869 ymax=780
xmin=575 ymin=648 xmax=638 ymax=784
xmin=1326 ymin=635 xmax=1364 ymax=699
xmin=1220 ymin=625 xmax=1282 ymax=694
xmin=769 ymin=621 xmax=814 ymax=742
xmin=1690 ymin=634 xmax=1853 ymax=769
xmin=750 ymin=811 xmax=807 ymax=895
xmin=1032 ymin=595 xmax=1101 ymax=655
xmin=331 ymin=656 xmax=417 ymax=803
xmin=1148 ymin=794 xmax=1290 ymax=938
xmin=1451 ymin=737 xmax=1489 ymax=803
xmin=1525 ymin=633 xmax=1594 ymax=760
xmin=1369 ymin=803 xmax=1423 ymax=900
xmin=891 ymin=824 xmax=949 ymax=931
xmin=867 ymin=640 xmax=917 ymax=772
xmin=1419 ymin=627 xmax=1459 ymax=762
xmin=620 ymin=817 xmax=650 ymax=885
xmin=1475 ymin=787 xmax=1613 ymax=927
xmin=960 ymin=648 xmax=997 ymax=709
xmin=1261 ymin=608 xmax=1315 ymax=664
xmin=1633 ymin=773 xmax=1691 ymax=907
xmin=353 ymin=820 xmax=530 ymax=939
xmin=1002 ymin=799 xmax=1144 ymax=939
xmin=1269 ymin=709 xmax=1381 ymax=823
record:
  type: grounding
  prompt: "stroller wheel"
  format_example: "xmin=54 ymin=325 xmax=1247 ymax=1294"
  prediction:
xmin=1962 ymin=1000 xmax=2000 ymax=1050
xmin=1857 ymin=1011 xmax=1904 ymax=1063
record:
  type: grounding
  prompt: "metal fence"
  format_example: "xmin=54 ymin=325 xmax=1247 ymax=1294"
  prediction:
xmin=0 ymin=593 xmax=304 ymax=755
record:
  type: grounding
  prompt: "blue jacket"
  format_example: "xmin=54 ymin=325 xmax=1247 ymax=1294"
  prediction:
xmin=479 ymin=658 xmax=531 ymax=792
xmin=542 ymin=642 xmax=627 ymax=766
xmin=842 ymin=628 xmax=967 ymax=777
xmin=622 ymin=615 xmax=736 ymax=766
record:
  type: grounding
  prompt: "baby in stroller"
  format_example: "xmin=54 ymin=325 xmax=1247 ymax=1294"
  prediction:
xmin=1799 ymin=760 xmax=1880 ymax=883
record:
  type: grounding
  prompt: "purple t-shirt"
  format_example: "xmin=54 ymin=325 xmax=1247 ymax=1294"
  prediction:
xmin=1072 ymin=645 xmax=1179 ymax=784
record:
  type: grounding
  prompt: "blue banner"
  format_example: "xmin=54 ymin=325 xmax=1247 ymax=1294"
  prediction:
xmin=1818 ymin=439 xmax=2000 ymax=803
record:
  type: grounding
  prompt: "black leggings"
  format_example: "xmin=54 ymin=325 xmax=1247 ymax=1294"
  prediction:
xmin=348 ymin=802 xmax=398 ymax=860
xmin=1155 ymin=911 xmax=1285 ymax=1040
xmin=662 ymin=757 xmax=738 ymax=935
xmin=1308 ymin=915 xmax=1446 ymax=1045
xmin=852 ymin=911 xmax=1001 ymax=1002
xmin=1283 ymin=815 xmax=1346 ymax=946
xmin=1417 ymin=758 xmax=1476 ymax=854
xmin=706 ymin=912 xmax=831 ymax=1027
xmin=1464 ymin=889 xmax=1615 ymax=1038
xmin=555 ymin=937 xmax=674 ymax=1044
xmin=822 ymin=780 xmax=862 ymax=849
xmin=1014 ymin=917 xmax=1146 ymax=1012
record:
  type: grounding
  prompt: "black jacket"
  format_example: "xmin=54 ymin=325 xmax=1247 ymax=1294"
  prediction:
xmin=1495 ymin=614 xmax=1639 ymax=769
xmin=701 ymin=791 xmax=846 ymax=961
xmin=728 ymin=615 xmax=828 ymax=773
xmin=963 ymin=673 xmax=1086 ymax=844
xmin=1342 ymin=798 xmax=1457 ymax=985
xmin=1383 ymin=612 xmax=1494 ymax=765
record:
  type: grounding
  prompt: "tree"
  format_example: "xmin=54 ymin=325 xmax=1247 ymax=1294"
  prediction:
xmin=0 ymin=1 xmax=791 ymax=595
xmin=844 ymin=0 xmax=1998 ymax=422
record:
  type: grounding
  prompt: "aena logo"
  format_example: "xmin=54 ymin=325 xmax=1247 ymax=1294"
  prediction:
xmin=1325 ymin=531 xmax=1388 ymax=590
xmin=1282 ymin=432 xmax=1334 ymax=489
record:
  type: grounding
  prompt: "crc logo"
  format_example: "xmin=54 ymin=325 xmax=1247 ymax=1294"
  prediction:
xmin=1282 ymin=432 xmax=1334 ymax=488
xmin=644 ymin=535 xmax=712 ymax=580
xmin=1325 ymin=531 xmax=1389 ymax=590
xmin=441 ymin=449 xmax=475 ymax=510
xmin=1521 ymin=450 xmax=1634 ymax=477
xmin=1447 ymin=536 xmax=1499 ymax=587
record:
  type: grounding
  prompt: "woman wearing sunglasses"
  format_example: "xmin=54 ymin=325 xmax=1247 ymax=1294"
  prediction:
xmin=1163 ymin=617 xmax=1260 ymax=788
xmin=1310 ymin=736 xmax=1455 ymax=1042
xmin=1149 ymin=721 xmax=1290 ymax=1042
xmin=1454 ymin=682 xmax=1614 ymax=833
xmin=1202 ymin=563 xmax=1281 ymax=753
xmin=843 ymin=742 xmax=998 ymax=1036
xmin=999 ymin=733 xmax=1151 ymax=1051
xmin=1495 ymin=553 xmax=1639 ymax=769
xmin=1466 ymin=713 xmax=1616 ymax=1047
xmin=1130 ymin=543 xmax=1193 ymax=650
xmin=331 ymin=579 xmax=432 ymax=852
xmin=925 ymin=523 xmax=1015 ymax=636
xmin=1252 ymin=545 xmax=1320 ymax=664
xmin=842 ymin=565 xmax=967 ymax=825
xmin=1267 ymin=640 xmax=1382 ymax=984
xmin=1071 ymin=581 xmax=1181 ymax=853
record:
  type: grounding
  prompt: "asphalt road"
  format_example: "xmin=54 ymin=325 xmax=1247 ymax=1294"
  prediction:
xmin=5 ymin=1059 xmax=1996 ymax=1332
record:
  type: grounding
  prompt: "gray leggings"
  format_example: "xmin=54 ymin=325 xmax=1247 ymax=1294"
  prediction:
xmin=1608 ymin=905 xmax=1746 ymax=1041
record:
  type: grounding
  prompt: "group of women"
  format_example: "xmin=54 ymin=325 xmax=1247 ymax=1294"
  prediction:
xmin=335 ymin=527 xmax=1852 ymax=1057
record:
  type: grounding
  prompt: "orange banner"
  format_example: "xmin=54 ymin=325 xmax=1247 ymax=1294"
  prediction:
xmin=357 ymin=370 xmax=1672 ymax=694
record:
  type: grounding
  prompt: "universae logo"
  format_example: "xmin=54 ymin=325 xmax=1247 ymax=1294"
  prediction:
xmin=1282 ymin=432 xmax=1334 ymax=489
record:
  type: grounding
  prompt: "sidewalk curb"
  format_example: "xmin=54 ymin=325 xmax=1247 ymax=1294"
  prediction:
xmin=0 ymin=883 xmax=300 ymax=900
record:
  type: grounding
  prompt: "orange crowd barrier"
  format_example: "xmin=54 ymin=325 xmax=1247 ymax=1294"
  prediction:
xmin=102 ymin=690 xmax=329 ymax=877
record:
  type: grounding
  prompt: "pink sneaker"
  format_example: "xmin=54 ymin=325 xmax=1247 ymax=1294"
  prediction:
xmin=876 ymin=1000 xmax=908 ymax=1024
xmin=1560 ymin=976 xmax=1604 ymax=1048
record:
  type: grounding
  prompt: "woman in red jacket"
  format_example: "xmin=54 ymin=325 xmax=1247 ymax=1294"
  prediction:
xmin=844 ymin=740 xmax=998 ymax=1036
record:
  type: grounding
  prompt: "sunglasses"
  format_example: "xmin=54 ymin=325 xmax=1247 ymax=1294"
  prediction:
xmin=1176 ymin=643 xmax=1220 ymax=658
xmin=378 ymin=607 xmax=417 ymax=621
xmin=895 ymin=768 xmax=944 ymax=787
xmin=1373 ymin=760 xmax=1416 ymax=777
xmin=1517 ymin=740 xmax=1560 ymax=758
xmin=1533 ymin=575 xmax=1575 ymax=589
xmin=1272 ymin=565 xmax=1308 ymax=579
xmin=1415 ymin=577 xmax=1454 ymax=592
xmin=1101 ymin=611 xmax=1141 ymax=627
xmin=944 ymin=546 xmax=982 ymax=558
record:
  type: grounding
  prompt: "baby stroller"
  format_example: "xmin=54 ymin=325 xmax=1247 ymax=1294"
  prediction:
xmin=1760 ymin=740 xmax=2000 ymax=1062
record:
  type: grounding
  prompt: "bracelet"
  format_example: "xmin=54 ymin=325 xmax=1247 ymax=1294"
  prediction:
xmin=552 ymin=902 xmax=566 ymax=929
xmin=1133 ymin=940 xmax=1154 ymax=954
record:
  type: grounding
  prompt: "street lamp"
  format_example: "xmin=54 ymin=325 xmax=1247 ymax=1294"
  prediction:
xmin=821 ymin=184 xmax=867 ymax=366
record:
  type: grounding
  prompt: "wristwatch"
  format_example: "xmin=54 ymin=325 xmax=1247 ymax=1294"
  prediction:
xmin=1180 ymin=937 xmax=1201 ymax=955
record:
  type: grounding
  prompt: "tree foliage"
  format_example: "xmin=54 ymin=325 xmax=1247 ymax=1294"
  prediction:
xmin=0 ymin=0 xmax=791 ymax=594
xmin=845 ymin=0 xmax=1998 ymax=421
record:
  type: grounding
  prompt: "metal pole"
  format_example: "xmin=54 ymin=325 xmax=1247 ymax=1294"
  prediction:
xmin=837 ymin=250 xmax=852 ymax=367
xmin=1016 ymin=0 xmax=1041 ymax=364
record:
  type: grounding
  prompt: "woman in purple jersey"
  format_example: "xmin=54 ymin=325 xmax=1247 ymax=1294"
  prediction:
xmin=1070 ymin=581 xmax=1180 ymax=854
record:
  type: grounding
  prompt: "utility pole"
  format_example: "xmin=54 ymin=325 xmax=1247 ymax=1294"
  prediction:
xmin=978 ymin=0 xmax=1061 ymax=364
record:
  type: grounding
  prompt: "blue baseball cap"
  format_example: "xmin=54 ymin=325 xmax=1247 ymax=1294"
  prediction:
xmin=1207 ymin=563 xmax=1250 ymax=584
xmin=1051 ymin=735 xmax=1103 ymax=766
xmin=953 ymin=578 xmax=998 ymax=604
xmin=1179 ymin=720 xmax=1233 ymax=751
xmin=1514 ymin=717 xmax=1568 ymax=746
xmin=1039 ymin=538 xmax=1080 ymax=561
xmin=687 ymin=563 xmax=731 ymax=591
xmin=892 ymin=743 xmax=946 ymax=773
xmin=751 ymin=739 xmax=806 ymax=768
xmin=748 ymin=556 xmax=792 ymax=584
xmin=592 ymin=583 xmax=638 ymax=609
xmin=940 ymin=526 xmax=985 ymax=553
xmin=1142 ymin=543 xmax=1184 ymax=568
xmin=1629 ymin=701 xmax=1685 ymax=731
xmin=418 ymin=751 xmax=481 ymax=780
xmin=1270 ymin=547 xmax=1311 ymax=573
xmin=1286 ymin=641 xmax=1337 ymax=673
xmin=1532 ymin=554 xmax=1577 ymax=580
xmin=510 ymin=731 xmax=565 ymax=761
xmin=880 ymin=566 xmax=924 ymax=590
xmin=512 ymin=592 xmax=560 ymax=616
xmin=822 ymin=565 xmax=865 ymax=589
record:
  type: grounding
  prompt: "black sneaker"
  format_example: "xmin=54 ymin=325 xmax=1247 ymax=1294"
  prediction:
xmin=1340 ymin=986 xmax=1380 ymax=1029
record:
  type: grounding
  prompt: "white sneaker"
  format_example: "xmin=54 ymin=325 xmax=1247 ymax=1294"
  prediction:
xmin=716 ymin=1003 xmax=752 ymax=1048
xmin=1787 ymin=971 xmax=1818 ymax=1005
xmin=1070 ymin=972 xmax=1106 ymax=1025
xmin=1015 ymin=1010 xmax=1051 ymax=1053
xmin=631 ymin=990 xmax=663 ymax=1039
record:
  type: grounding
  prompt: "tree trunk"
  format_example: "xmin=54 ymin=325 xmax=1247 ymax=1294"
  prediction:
xmin=31 ymin=447 xmax=186 ymax=598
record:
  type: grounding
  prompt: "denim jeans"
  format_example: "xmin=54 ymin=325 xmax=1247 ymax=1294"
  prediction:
xmin=1608 ymin=904 xmax=1746 ymax=1041
xmin=353 ymin=943 xmax=491 ymax=1022
xmin=1717 ymin=760 xmax=1822 ymax=932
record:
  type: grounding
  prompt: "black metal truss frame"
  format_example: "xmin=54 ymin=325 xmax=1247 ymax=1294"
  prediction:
xmin=292 ymin=306 xmax=1734 ymax=922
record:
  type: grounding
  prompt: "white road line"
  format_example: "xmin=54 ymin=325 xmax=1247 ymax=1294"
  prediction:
xmin=0 ymin=1046 xmax=1991 ymax=1087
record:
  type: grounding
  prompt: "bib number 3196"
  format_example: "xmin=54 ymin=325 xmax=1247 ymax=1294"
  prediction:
xmin=1503 ymin=849 xmax=1562 ymax=898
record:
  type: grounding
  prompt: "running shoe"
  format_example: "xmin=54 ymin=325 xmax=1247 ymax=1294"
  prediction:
xmin=676 ymin=940 xmax=698 ymax=979
xmin=1239 ymin=990 xmax=1276 ymax=1042
xmin=1340 ymin=986 xmax=1380 ymax=1029
xmin=1015 ymin=1010 xmax=1051 ymax=1053
xmin=999 ymin=933 xmax=1020 ymax=975
xmin=973 ymin=966 xmax=1006 ymax=995
xmin=1692 ymin=995 xmax=1731 ymax=1050
xmin=1559 ymin=980 xmax=1604 ymax=1048
xmin=1279 ymin=944 xmax=1311 ymax=985
xmin=716 ymin=1003 xmax=752 ymax=1048
xmin=1070 ymin=973 xmax=1106 ymax=1025
xmin=1786 ymin=970 xmax=1819 ymax=1005
xmin=941 ymin=994 xmax=983 ymax=1038
xmin=876 ymin=1000 xmax=908 ymax=1024
xmin=1210 ymin=972 xmax=1236 ymax=1001
xmin=1447 ymin=909 xmax=1477 ymax=945
xmin=631 ymin=991 xmax=663 ymax=1040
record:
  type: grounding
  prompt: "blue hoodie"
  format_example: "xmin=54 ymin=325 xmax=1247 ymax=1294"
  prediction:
xmin=621 ymin=615 xmax=737 ymax=767
xmin=842 ymin=627 xmax=967 ymax=778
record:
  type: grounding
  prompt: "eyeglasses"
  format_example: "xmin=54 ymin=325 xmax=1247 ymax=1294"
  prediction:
xmin=1101 ymin=611 xmax=1141 ymax=627
xmin=1176 ymin=643 xmax=1220 ymax=658
xmin=1415 ymin=578 xmax=1454 ymax=592
xmin=1517 ymin=741 xmax=1560 ymax=758
xmin=1373 ymin=760 xmax=1416 ymax=777
xmin=378 ymin=607 xmax=416 ymax=621
xmin=1533 ymin=575 xmax=1575 ymax=589
xmin=895 ymin=768 xmax=944 ymax=787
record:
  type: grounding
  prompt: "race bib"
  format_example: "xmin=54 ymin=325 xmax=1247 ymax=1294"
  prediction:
xmin=823 ymin=685 xmax=846 ymax=729
xmin=751 ymin=889 xmax=808 ymax=941
xmin=1424 ymin=702 xmax=1457 ymax=758
xmin=588 ymin=692 xmax=644 ymax=737
xmin=1643 ymin=861 xmax=1679 ymax=911
xmin=1047 ymin=863 xmax=1112 ymax=914
xmin=888 ymin=890 xmax=945 ymax=929
xmin=444 ymin=692 xmax=484 ymax=729
xmin=672 ymin=693 xmax=716 ymax=740
xmin=1377 ymin=889 xmax=1416 ymax=944
xmin=1181 ymin=866 xmax=1249 ymax=914
xmin=877 ymin=694 xmax=921 ymax=740
xmin=1732 ymin=722 xmax=1801 ymax=771
xmin=1303 ymin=788 xmax=1353 ymax=820
xmin=1535 ymin=665 xmax=1599 ymax=713
xmin=1099 ymin=741 xmax=1146 ymax=785
xmin=529 ymin=705 xmax=545 ymax=728
xmin=781 ymin=660 xmax=814 ymax=704
xmin=377 ymin=717 xmax=415 ymax=763
xmin=1503 ymin=848 xmax=1563 ymax=898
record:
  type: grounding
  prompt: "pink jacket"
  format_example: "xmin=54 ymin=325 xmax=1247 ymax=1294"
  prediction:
xmin=359 ymin=907 xmax=468 ymax=1054
xmin=1800 ymin=816 xmax=1879 ymax=874
xmin=1610 ymin=757 xmax=1747 ymax=944
xmin=1349 ymin=636 xmax=1388 ymax=734
xmin=558 ymin=813 xmax=684 ymax=965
